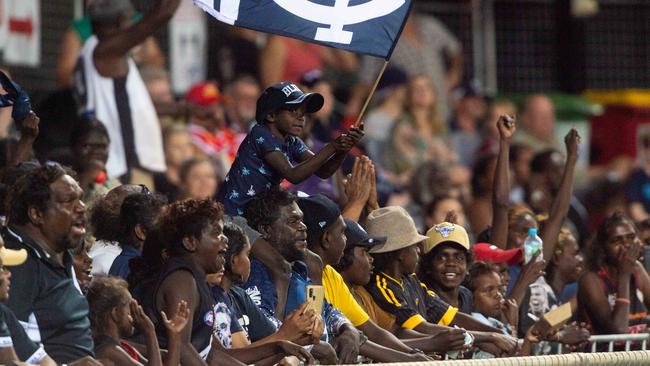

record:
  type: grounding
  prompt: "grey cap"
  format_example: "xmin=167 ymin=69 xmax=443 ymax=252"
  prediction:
xmin=88 ymin=0 xmax=135 ymax=25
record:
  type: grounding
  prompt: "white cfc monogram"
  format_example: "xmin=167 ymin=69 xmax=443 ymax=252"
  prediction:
xmin=220 ymin=0 xmax=405 ymax=44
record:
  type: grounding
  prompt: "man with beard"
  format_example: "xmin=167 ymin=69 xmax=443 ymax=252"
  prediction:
xmin=243 ymin=189 xmax=363 ymax=364
xmin=2 ymin=164 xmax=100 ymax=364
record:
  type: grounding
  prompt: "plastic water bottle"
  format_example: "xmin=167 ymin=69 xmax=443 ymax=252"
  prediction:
xmin=523 ymin=228 xmax=543 ymax=263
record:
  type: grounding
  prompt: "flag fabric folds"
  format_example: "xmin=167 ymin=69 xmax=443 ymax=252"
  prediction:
xmin=194 ymin=0 xmax=412 ymax=59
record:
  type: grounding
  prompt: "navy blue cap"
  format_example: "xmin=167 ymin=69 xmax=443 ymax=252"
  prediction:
xmin=297 ymin=194 xmax=340 ymax=247
xmin=255 ymin=81 xmax=324 ymax=122
xmin=344 ymin=219 xmax=386 ymax=249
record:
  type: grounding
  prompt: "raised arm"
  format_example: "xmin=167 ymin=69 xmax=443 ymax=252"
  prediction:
xmin=540 ymin=129 xmax=580 ymax=263
xmin=490 ymin=115 xmax=516 ymax=249
xmin=94 ymin=0 xmax=181 ymax=62
xmin=10 ymin=112 xmax=39 ymax=166
xmin=161 ymin=300 xmax=190 ymax=366
xmin=264 ymin=128 xmax=362 ymax=184
xmin=313 ymin=127 xmax=364 ymax=179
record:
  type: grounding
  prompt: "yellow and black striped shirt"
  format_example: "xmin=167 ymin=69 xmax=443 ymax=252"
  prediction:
xmin=365 ymin=271 xmax=458 ymax=330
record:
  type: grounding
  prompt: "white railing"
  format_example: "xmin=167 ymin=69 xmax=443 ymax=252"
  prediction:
xmin=588 ymin=333 xmax=648 ymax=352
xmin=553 ymin=333 xmax=649 ymax=354
xmin=351 ymin=350 xmax=650 ymax=365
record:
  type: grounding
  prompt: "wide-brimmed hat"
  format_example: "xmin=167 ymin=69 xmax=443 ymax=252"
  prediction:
xmin=424 ymin=222 xmax=470 ymax=254
xmin=365 ymin=207 xmax=428 ymax=254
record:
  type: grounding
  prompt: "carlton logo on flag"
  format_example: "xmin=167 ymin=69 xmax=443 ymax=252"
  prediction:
xmin=194 ymin=0 xmax=411 ymax=59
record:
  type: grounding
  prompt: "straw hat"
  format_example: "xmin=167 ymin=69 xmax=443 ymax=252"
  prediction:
xmin=365 ymin=206 xmax=428 ymax=253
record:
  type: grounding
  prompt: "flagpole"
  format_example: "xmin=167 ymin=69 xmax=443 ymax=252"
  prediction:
xmin=354 ymin=59 xmax=389 ymax=128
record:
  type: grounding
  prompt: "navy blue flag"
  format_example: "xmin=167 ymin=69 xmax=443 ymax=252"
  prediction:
xmin=194 ymin=0 xmax=412 ymax=59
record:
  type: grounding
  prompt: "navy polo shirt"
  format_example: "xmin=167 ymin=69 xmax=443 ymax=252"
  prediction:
xmin=218 ymin=122 xmax=309 ymax=216
xmin=2 ymin=226 xmax=94 ymax=363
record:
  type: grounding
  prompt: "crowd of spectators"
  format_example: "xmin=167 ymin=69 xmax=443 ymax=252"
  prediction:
xmin=0 ymin=0 xmax=649 ymax=365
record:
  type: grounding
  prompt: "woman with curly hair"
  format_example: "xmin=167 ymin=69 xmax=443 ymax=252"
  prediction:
xmin=131 ymin=199 xmax=311 ymax=366
xmin=578 ymin=211 xmax=650 ymax=335
xmin=130 ymin=199 xmax=232 ymax=364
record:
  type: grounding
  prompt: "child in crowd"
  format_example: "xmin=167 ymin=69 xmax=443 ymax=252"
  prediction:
xmin=218 ymin=81 xmax=363 ymax=217
xmin=87 ymin=276 xmax=189 ymax=366
xmin=219 ymin=81 xmax=363 ymax=321
xmin=468 ymin=262 xmax=517 ymax=337
xmin=419 ymin=222 xmax=474 ymax=314
xmin=468 ymin=261 xmax=529 ymax=358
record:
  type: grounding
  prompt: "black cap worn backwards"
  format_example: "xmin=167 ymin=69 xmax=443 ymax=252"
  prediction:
xmin=255 ymin=81 xmax=324 ymax=123
xmin=297 ymin=194 xmax=340 ymax=247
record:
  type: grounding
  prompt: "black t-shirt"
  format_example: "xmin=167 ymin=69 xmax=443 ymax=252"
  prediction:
xmin=3 ymin=226 xmax=94 ymax=363
xmin=0 ymin=303 xmax=47 ymax=363
xmin=228 ymin=285 xmax=278 ymax=342
xmin=137 ymin=257 xmax=216 ymax=358
xmin=365 ymin=272 xmax=458 ymax=329
xmin=428 ymin=284 xmax=474 ymax=315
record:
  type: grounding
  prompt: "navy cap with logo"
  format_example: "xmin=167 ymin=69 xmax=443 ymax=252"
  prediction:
xmin=255 ymin=81 xmax=324 ymax=122
xmin=344 ymin=219 xmax=386 ymax=249
xmin=296 ymin=193 xmax=340 ymax=247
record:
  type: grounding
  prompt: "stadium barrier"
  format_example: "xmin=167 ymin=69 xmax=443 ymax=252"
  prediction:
xmin=556 ymin=333 xmax=649 ymax=353
xmin=352 ymin=351 xmax=650 ymax=365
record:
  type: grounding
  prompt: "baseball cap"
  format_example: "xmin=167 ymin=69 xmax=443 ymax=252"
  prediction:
xmin=344 ymin=219 xmax=386 ymax=249
xmin=0 ymin=246 xmax=27 ymax=266
xmin=255 ymin=81 xmax=324 ymax=122
xmin=473 ymin=243 xmax=523 ymax=266
xmin=296 ymin=194 xmax=341 ymax=247
xmin=185 ymin=82 xmax=223 ymax=106
xmin=424 ymin=222 xmax=470 ymax=254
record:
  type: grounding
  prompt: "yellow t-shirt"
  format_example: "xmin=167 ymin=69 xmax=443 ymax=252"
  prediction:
xmin=322 ymin=265 xmax=370 ymax=327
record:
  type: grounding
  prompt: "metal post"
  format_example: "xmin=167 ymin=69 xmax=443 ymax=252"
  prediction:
xmin=482 ymin=0 xmax=498 ymax=94
xmin=74 ymin=0 xmax=84 ymax=18
xmin=470 ymin=0 xmax=484 ymax=88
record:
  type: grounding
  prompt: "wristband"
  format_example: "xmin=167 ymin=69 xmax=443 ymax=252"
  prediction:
xmin=616 ymin=297 xmax=630 ymax=304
